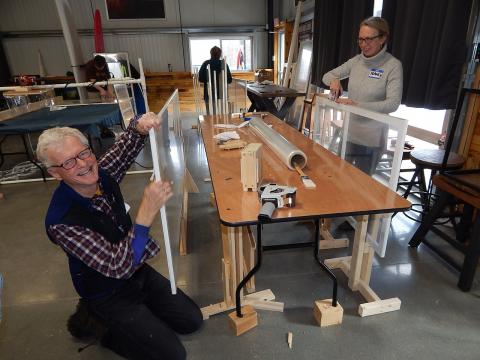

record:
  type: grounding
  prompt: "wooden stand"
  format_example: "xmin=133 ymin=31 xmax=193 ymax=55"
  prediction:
xmin=241 ymin=143 xmax=262 ymax=191
xmin=201 ymin=226 xmax=284 ymax=320
xmin=313 ymin=299 xmax=343 ymax=327
xmin=319 ymin=219 xmax=349 ymax=249
xmin=324 ymin=215 xmax=401 ymax=317
xmin=179 ymin=169 xmax=199 ymax=256
xmin=228 ymin=305 xmax=258 ymax=336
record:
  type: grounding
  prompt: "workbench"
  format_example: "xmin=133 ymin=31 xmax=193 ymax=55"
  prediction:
xmin=199 ymin=113 xmax=410 ymax=320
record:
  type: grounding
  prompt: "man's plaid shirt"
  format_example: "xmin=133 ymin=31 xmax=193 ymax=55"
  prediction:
xmin=48 ymin=119 xmax=160 ymax=279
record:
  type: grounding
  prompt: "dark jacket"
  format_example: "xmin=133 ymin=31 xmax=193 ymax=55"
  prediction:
xmin=84 ymin=59 xmax=111 ymax=92
xmin=45 ymin=170 xmax=132 ymax=299
xmin=198 ymin=59 xmax=232 ymax=100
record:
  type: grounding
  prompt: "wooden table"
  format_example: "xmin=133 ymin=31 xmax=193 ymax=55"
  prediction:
xmin=245 ymin=83 xmax=305 ymax=120
xmin=199 ymin=113 xmax=411 ymax=319
xmin=409 ymin=173 xmax=480 ymax=291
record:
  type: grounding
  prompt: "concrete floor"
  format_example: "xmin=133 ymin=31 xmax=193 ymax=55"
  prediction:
xmin=0 ymin=114 xmax=479 ymax=359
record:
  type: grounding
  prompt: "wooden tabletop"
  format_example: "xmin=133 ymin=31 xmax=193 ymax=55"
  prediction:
xmin=245 ymin=83 xmax=305 ymax=98
xmin=200 ymin=114 xmax=411 ymax=226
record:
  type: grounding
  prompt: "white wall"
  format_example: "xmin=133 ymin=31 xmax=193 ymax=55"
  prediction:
xmin=0 ymin=0 xmax=268 ymax=74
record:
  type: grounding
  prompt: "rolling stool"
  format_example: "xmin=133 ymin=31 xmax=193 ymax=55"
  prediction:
xmin=401 ymin=149 xmax=464 ymax=221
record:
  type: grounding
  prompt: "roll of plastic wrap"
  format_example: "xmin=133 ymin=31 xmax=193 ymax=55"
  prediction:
xmin=249 ymin=117 xmax=307 ymax=170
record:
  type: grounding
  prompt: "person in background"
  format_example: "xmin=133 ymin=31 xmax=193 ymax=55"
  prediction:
xmin=36 ymin=112 xmax=202 ymax=360
xmin=85 ymin=55 xmax=114 ymax=101
xmin=322 ymin=16 xmax=403 ymax=175
xmin=237 ymin=49 xmax=244 ymax=70
xmin=198 ymin=46 xmax=232 ymax=115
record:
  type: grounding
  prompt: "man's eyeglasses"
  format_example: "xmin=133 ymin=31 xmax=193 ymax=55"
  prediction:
xmin=50 ymin=147 xmax=93 ymax=170
xmin=357 ymin=34 xmax=382 ymax=45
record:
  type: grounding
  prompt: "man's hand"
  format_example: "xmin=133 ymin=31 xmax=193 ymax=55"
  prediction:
xmin=99 ymin=88 xmax=115 ymax=101
xmin=328 ymin=79 xmax=343 ymax=101
xmin=136 ymin=112 xmax=162 ymax=135
xmin=135 ymin=180 xmax=173 ymax=227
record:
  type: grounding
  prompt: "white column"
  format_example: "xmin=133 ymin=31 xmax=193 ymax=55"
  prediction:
xmin=54 ymin=0 xmax=86 ymax=100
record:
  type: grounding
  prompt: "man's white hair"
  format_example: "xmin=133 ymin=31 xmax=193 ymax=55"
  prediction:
xmin=36 ymin=127 xmax=88 ymax=167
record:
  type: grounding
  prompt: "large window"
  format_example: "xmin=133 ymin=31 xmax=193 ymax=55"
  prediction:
xmin=189 ymin=37 xmax=252 ymax=72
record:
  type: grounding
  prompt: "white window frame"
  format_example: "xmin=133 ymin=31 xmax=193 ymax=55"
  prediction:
xmin=188 ymin=34 xmax=255 ymax=73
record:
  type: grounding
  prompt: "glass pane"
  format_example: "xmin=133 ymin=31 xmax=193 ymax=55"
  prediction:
xmin=245 ymin=39 xmax=252 ymax=71
xmin=229 ymin=79 xmax=249 ymax=113
xmin=312 ymin=97 xmax=408 ymax=257
xmin=150 ymin=91 xmax=185 ymax=293
xmin=221 ymin=39 xmax=247 ymax=71
xmin=390 ymin=105 xmax=446 ymax=135
xmin=190 ymin=39 xmax=220 ymax=71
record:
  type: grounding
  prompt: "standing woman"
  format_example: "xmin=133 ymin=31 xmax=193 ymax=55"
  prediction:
xmin=198 ymin=46 xmax=232 ymax=115
xmin=322 ymin=17 xmax=403 ymax=175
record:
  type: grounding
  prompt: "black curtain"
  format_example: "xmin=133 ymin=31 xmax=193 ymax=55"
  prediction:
xmin=382 ymin=0 xmax=473 ymax=109
xmin=0 ymin=37 xmax=11 ymax=86
xmin=311 ymin=0 xmax=374 ymax=88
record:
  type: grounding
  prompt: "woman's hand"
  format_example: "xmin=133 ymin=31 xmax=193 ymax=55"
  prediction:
xmin=329 ymin=79 xmax=343 ymax=100
xmin=336 ymin=98 xmax=357 ymax=106
xmin=135 ymin=180 xmax=173 ymax=227
xmin=136 ymin=112 xmax=161 ymax=135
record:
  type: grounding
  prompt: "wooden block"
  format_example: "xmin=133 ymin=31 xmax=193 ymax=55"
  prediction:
xmin=201 ymin=302 xmax=235 ymax=320
xmin=219 ymin=139 xmax=247 ymax=150
xmin=228 ymin=305 xmax=258 ymax=336
xmin=244 ymin=288 xmax=275 ymax=301
xmin=358 ymin=298 xmax=401 ymax=317
xmin=249 ymin=300 xmax=284 ymax=312
xmin=319 ymin=238 xmax=349 ymax=249
xmin=287 ymin=332 xmax=293 ymax=349
xmin=357 ymin=280 xmax=380 ymax=303
xmin=313 ymin=299 xmax=343 ymax=327
xmin=241 ymin=143 xmax=262 ymax=191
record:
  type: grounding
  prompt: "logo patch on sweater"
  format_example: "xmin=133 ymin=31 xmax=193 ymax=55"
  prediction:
xmin=368 ymin=68 xmax=384 ymax=79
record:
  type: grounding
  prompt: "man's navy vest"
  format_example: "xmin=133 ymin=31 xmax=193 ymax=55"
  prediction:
xmin=45 ymin=170 xmax=133 ymax=299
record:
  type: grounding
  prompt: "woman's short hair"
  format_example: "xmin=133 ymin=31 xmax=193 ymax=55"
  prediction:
xmin=36 ymin=127 xmax=89 ymax=167
xmin=210 ymin=46 xmax=222 ymax=60
xmin=360 ymin=16 xmax=390 ymax=38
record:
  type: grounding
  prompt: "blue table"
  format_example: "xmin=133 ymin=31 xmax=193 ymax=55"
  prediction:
xmin=0 ymin=104 xmax=121 ymax=179
xmin=0 ymin=104 xmax=121 ymax=137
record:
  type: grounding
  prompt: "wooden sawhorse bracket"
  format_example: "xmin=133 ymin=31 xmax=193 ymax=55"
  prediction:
xmin=201 ymin=224 xmax=284 ymax=320
xmin=324 ymin=215 xmax=401 ymax=317
xmin=320 ymin=219 xmax=349 ymax=249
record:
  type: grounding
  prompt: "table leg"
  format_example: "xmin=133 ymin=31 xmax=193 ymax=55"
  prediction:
xmin=236 ymin=223 xmax=263 ymax=317
xmin=257 ymin=97 xmax=278 ymax=116
xmin=313 ymin=219 xmax=338 ymax=306
xmin=276 ymin=97 xmax=296 ymax=120
xmin=348 ymin=215 xmax=368 ymax=291
xmin=247 ymin=92 xmax=261 ymax=112
xmin=324 ymin=215 xmax=401 ymax=317
xmin=202 ymin=224 xmax=272 ymax=320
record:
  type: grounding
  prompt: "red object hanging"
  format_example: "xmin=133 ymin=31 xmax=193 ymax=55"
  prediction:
xmin=94 ymin=9 xmax=105 ymax=53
